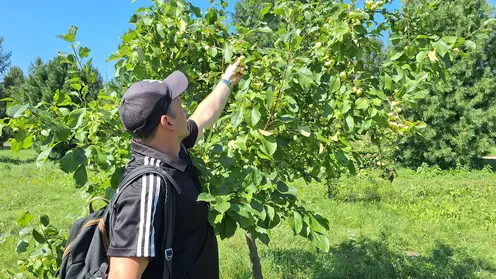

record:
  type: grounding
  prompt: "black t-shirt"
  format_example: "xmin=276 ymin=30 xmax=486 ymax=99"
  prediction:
xmin=107 ymin=120 xmax=219 ymax=279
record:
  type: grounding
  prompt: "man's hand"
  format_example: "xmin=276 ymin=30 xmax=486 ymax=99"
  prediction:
xmin=222 ymin=56 xmax=245 ymax=87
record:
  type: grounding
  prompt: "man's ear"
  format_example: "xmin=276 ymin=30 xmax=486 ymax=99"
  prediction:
xmin=160 ymin=115 xmax=175 ymax=130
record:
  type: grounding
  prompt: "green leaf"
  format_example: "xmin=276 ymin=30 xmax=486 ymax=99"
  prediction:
xmin=208 ymin=210 xmax=224 ymax=225
xmin=432 ymin=39 xmax=449 ymax=57
xmin=416 ymin=121 xmax=427 ymax=129
xmin=442 ymin=36 xmax=458 ymax=47
xmin=239 ymin=76 xmax=252 ymax=93
xmin=22 ymin=134 xmax=33 ymax=149
xmin=258 ymin=129 xmax=273 ymax=136
xmin=54 ymin=90 xmax=74 ymax=106
xmin=7 ymin=104 xmax=29 ymax=118
xmin=389 ymin=33 xmax=403 ymax=45
xmin=78 ymin=47 xmax=91 ymax=59
xmin=298 ymin=67 xmax=314 ymax=87
xmin=205 ymin=9 xmax=218 ymax=24
xmin=214 ymin=201 xmax=231 ymax=214
xmin=59 ymin=148 xmax=87 ymax=173
xmin=67 ymin=108 xmax=86 ymax=130
xmin=90 ymin=146 xmax=107 ymax=165
xmin=428 ymin=50 xmax=438 ymax=61
xmin=354 ymin=25 xmax=367 ymax=35
xmin=250 ymin=200 xmax=266 ymax=219
xmin=36 ymin=148 xmax=52 ymax=168
xmin=198 ymin=193 xmax=216 ymax=202
xmin=258 ymin=26 xmax=272 ymax=33
xmin=311 ymin=232 xmax=330 ymax=251
xmin=32 ymin=229 xmax=46 ymax=244
xmin=231 ymin=203 xmax=251 ymax=219
xmin=390 ymin=51 xmax=404 ymax=61
xmin=309 ymin=215 xmax=327 ymax=234
xmin=40 ymin=215 xmax=50 ymax=226
xmin=255 ymin=229 xmax=270 ymax=245
xmin=260 ymin=3 xmax=272 ymax=16
xmin=265 ymin=87 xmax=274 ymax=107
xmin=73 ymin=164 xmax=88 ymax=187
xmin=324 ymin=103 xmax=333 ymax=117
xmin=266 ymin=205 xmax=275 ymax=221
xmin=334 ymin=21 xmax=348 ymax=41
xmin=259 ymin=136 xmax=277 ymax=157
xmin=223 ymin=43 xmax=234 ymax=63
xmin=465 ymin=40 xmax=476 ymax=51
xmin=207 ymin=47 xmax=218 ymax=58
xmin=16 ymin=240 xmax=29 ymax=254
xmin=355 ymin=98 xmax=369 ymax=110
xmin=298 ymin=125 xmax=311 ymax=137
xmin=251 ymin=108 xmax=261 ymax=126
xmin=56 ymin=25 xmax=77 ymax=43
xmin=314 ymin=214 xmax=330 ymax=230
xmin=329 ymin=76 xmax=341 ymax=93
xmin=276 ymin=181 xmax=297 ymax=196
xmin=16 ymin=211 xmax=34 ymax=227
xmin=218 ymin=215 xmax=237 ymax=239
xmin=189 ymin=3 xmax=202 ymax=17
xmin=346 ymin=115 xmax=355 ymax=131
xmin=416 ymin=51 xmax=428 ymax=62
xmin=231 ymin=109 xmax=244 ymax=128
xmin=293 ymin=211 xmax=303 ymax=234
xmin=371 ymin=98 xmax=382 ymax=106
xmin=483 ymin=18 xmax=496 ymax=26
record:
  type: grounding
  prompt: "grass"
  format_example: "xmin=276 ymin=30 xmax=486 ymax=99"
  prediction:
xmin=1 ymin=148 xmax=495 ymax=278
xmin=488 ymin=146 xmax=496 ymax=157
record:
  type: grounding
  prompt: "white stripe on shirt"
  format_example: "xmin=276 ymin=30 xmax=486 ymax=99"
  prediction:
xmin=137 ymin=156 xmax=150 ymax=257
xmin=143 ymin=157 xmax=156 ymax=257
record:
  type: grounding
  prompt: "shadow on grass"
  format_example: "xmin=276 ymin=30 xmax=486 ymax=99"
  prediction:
xmin=0 ymin=156 xmax=35 ymax=165
xmin=265 ymin=237 xmax=495 ymax=279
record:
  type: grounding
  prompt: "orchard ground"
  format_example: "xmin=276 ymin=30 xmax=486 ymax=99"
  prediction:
xmin=1 ymin=147 xmax=495 ymax=278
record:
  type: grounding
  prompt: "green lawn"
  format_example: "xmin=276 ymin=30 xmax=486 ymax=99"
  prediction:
xmin=1 ymin=148 xmax=495 ymax=278
xmin=489 ymin=146 xmax=496 ymax=156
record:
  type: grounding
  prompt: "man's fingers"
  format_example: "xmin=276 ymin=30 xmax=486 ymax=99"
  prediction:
xmin=232 ymin=56 xmax=245 ymax=67
xmin=232 ymin=57 xmax=241 ymax=67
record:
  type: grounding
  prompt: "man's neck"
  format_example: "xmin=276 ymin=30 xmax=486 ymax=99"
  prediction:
xmin=146 ymin=136 xmax=181 ymax=157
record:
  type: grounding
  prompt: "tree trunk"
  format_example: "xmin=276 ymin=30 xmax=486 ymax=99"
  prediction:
xmin=245 ymin=232 xmax=263 ymax=279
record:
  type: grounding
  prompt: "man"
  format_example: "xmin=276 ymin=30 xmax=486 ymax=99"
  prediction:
xmin=107 ymin=57 xmax=244 ymax=279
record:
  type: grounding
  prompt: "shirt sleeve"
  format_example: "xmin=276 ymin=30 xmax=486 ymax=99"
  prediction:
xmin=182 ymin=119 xmax=199 ymax=149
xmin=107 ymin=173 xmax=166 ymax=258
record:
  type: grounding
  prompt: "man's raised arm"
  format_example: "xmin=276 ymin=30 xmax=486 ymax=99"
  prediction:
xmin=189 ymin=56 xmax=244 ymax=142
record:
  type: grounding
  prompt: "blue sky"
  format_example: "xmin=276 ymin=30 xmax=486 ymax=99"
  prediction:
xmin=0 ymin=0 xmax=494 ymax=80
xmin=0 ymin=0 xmax=237 ymax=80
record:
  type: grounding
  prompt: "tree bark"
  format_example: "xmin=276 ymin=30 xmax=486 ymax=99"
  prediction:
xmin=245 ymin=232 xmax=263 ymax=279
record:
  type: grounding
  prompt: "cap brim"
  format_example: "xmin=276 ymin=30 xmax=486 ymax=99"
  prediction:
xmin=164 ymin=71 xmax=189 ymax=99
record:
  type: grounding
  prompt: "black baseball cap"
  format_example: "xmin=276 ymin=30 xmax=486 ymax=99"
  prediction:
xmin=118 ymin=71 xmax=189 ymax=138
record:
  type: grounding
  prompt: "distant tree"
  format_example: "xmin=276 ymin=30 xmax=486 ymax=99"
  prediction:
xmin=0 ymin=36 xmax=11 ymax=76
xmin=19 ymin=56 xmax=103 ymax=105
xmin=0 ymin=36 xmax=12 ymax=143
xmin=396 ymin=0 xmax=496 ymax=168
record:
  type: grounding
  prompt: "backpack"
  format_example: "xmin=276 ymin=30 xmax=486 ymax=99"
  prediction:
xmin=57 ymin=165 xmax=182 ymax=279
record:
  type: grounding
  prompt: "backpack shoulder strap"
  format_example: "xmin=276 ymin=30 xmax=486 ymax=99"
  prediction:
xmin=162 ymin=175 xmax=176 ymax=278
xmin=112 ymin=165 xmax=182 ymax=205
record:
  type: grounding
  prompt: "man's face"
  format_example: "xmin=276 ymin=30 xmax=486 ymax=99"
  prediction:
xmin=167 ymin=97 xmax=189 ymax=139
